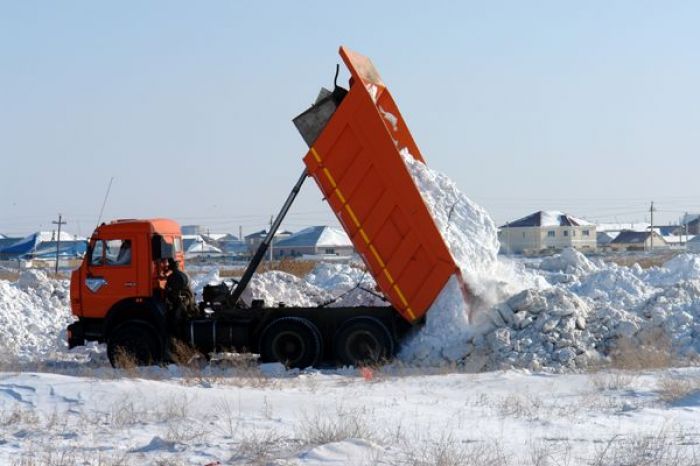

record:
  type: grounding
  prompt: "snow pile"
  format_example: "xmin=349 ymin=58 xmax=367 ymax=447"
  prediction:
xmin=0 ymin=270 xmax=74 ymax=362
xmin=400 ymin=149 xmax=500 ymax=283
xmin=458 ymin=251 xmax=700 ymax=372
xmin=397 ymin=151 xmax=543 ymax=365
xmin=239 ymin=262 xmax=387 ymax=308
xmin=389 ymin=152 xmax=700 ymax=370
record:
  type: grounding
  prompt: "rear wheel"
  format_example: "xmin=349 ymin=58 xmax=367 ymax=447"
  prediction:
xmin=259 ymin=317 xmax=322 ymax=369
xmin=334 ymin=317 xmax=394 ymax=367
xmin=107 ymin=321 xmax=162 ymax=368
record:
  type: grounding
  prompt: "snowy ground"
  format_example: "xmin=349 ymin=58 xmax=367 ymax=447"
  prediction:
xmin=3 ymin=154 xmax=700 ymax=464
xmin=3 ymin=251 xmax=700 ymax=464
xmin=1 ymin=366 xmax=699 ymax=465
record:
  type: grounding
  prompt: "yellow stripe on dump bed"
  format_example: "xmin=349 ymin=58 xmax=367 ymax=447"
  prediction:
xmin=309 ymin=147 xmax=416 ymax=320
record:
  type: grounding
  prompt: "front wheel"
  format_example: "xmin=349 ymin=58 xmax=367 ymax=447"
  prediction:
xmin=107 ymin=321 xmax=163 ymax=368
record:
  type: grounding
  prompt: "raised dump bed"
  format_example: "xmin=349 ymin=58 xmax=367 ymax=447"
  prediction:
xmin=297 ymin=46 xmax=464 ymax=323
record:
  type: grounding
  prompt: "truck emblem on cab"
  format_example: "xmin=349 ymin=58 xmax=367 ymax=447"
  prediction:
xmin=86 ymin=277 xmax=107 ymax=293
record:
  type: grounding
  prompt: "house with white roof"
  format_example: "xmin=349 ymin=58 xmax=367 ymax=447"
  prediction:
xmin=499 ymin=211 xmax=596 ymax=254
xmin=182 ymin=235 xmax=223 ymax=259
xmin=273 ymin=226 xmax=354 ymax=258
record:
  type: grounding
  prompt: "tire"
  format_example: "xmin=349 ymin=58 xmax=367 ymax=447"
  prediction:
xmin=259 ymin=317 xmax=322 ymax=369
xmin=334 ymin=317 xmax=394 ymax=367
xmin=107 ymin=321 xmax=163 ymax=368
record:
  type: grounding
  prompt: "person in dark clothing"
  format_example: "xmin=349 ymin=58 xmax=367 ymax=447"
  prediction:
xmin=164 ymin=258 xmax=198 ymax=325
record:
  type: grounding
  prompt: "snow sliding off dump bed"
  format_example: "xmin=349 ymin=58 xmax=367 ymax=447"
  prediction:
xmin=68 ymin=46 xmax=467 ymax=368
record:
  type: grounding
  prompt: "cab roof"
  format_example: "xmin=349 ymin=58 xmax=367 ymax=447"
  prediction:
xmin=96 ymin=218 xmax=182 ymax=236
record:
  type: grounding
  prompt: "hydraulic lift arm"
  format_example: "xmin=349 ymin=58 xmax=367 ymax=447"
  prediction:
xmin=228 ymin=168 xmax=308 ymax=306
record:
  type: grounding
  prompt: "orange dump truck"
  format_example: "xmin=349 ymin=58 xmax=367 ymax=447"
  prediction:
xmin=67 ymin=46 xmax=465 ymax=368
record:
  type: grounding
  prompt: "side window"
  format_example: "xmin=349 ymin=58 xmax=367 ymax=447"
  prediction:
xmin=90 ymin=241 xmax=105 ymax=266
xmin=105 ymin=240 xmax=132 ymax=266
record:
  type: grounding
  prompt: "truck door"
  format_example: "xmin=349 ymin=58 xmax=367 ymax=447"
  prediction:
xmin=81 ymin=236 xmax=140 ymax=318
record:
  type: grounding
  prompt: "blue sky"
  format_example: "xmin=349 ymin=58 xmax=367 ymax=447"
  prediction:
xmin=1 ymin=1 xmax=698 ymax=236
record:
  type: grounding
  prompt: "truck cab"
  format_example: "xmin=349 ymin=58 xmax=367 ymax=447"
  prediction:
xmin=68 ymin=219 xmax=184 ymax=361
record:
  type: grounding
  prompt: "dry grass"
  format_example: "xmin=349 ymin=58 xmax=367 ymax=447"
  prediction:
xmin=399 ymin=432 xmax=508 ymax=466
xmin=590 ymin=371 xmax=637 ymax=392
xmin=219 ymin=259 xmax=322 ymax=278
xmin=657 ymin=374 xmax=700 ymax=404
xmin=296 ymin=405 xmax=378 ymax=446
xmin=590 ymin=428 xmax=698 ymax=466
xmin=610 ymin=329 xmax=674 ymax=370
xmin=169 ymin=339 xmax=206 ymax=367
xmin=111 ymin=347 xmax=140 ymax=376
xmin=0 ymin=270 xmax=20 ymax=281
xmin=606 ymin=252 xmax=679 ymax=269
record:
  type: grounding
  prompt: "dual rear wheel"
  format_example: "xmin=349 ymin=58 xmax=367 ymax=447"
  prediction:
xmin=259 ymin=316 xmax=394 ymax=369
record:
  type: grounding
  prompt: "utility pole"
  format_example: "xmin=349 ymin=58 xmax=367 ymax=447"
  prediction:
xmin=268 ymin=215 xmax=274 ymax=261
xmin=649 ymin=201 xmax=655 ymax=251
xmin=52 ymin=214 xmax=67 ymax=275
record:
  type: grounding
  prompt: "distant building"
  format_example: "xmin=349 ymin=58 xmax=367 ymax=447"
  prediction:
xmin=663 ymin=234 xmax=694 ymax=248
xmin=0 ymin=231 xmax=85 ymax=260
xmin=608 ymin=230 xmax=667 ymax=251
xmin=596 ymin=231 xmax=615 ymax=248
xmin=687 ymin=235 xmax=700 ymax=253
xmin=215 ymin=234 xmax=249 ymax=258
xmin=596 ymin=222 xmax=651 ymax=238
xmin=245 ymin=229 xmax=293 ymax=254
xmin=181 ymin=225 xmax=206 ymax=236
xmin=273 ymin=226 xmax=354 ymax=258
xmin=499 ymin=211 xmax=596 ymax=254
xmin=683 ymin=215 xmax=700 ymax=235
xmin=182 ymin=234 xmax=223 ymax=259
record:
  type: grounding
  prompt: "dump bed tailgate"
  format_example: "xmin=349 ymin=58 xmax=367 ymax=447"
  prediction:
xmin=297 ymin=47 xmax=465 ymax=324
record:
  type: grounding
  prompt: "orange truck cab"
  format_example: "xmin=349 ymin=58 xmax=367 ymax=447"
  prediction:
xmin=68 ymin=46 xmax=468 ymax=369
xmin=68 ymin=219 xmax=184 ymax=351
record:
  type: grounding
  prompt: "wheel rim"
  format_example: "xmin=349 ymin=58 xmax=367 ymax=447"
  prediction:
xmin=345 ymin=330 xmax=382 ymax=363
xmin=270 ymin=330 xmax=306 ymax=365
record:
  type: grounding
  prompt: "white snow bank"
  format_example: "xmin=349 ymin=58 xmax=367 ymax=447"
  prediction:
xmin=238 ymin=263 xmax=387 ymax=308
xmin=0 ymin=270 xmax=74 ymax=362
xmin=397 ymin=151 xmax=545 ymax=365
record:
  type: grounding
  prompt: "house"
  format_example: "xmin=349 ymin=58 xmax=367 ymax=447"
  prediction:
xmin=596 ymin=231 xmax=615 ymax=248
xmin=273 ymin=226 xmax=354 ymax=258
xmin=245 ymin=229 xmax=293 ymax=254
xmin=182 ymin=235 xmax=223 ymax=259
xmin=596 ymin=222 xmax=651 ymax=239
xmin=215 ymin=234 xmax=249 ymax=258
xmin=498 ymin=211 xmax=596 ymax=254
xmin=608 ymin=230 xmax=667 ymax=251
xmin=682 ymin=215 xmax=700 ymax=235
xmin=662 ymin=234 xmax=695 ymax=249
